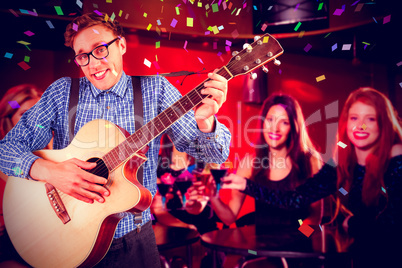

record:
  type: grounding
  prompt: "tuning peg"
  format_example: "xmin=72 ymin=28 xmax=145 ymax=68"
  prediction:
xmin=274 ymin=59 xmax=281 ymax=66
xmin=250 ymin=72 xmax=258 ymax=80
xmin=243 ymin=43 xmax=252 ymax=53
xmin=262 ymin=66 xmax=269 ymax=73
xmin=254 ymin=35 xmax=261 ymax=41
xmin=232 ymin=51 xmax=239 ymax=56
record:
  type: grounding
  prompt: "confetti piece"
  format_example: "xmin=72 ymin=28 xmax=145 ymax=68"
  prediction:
xmin=198 ymin=57 xmax=204 ymax=64
xmin=236 ymin=8 xmax=241 ymax=16
xmin=218 ymin=25 xmax=224 ymax=30
xmin=361 ymin=123 xmax=367 ymax=130
xmin=175 ymin=7 xmax=180 ymax=15
xmin=156 ymin=41 xmax=160 ymax=48
xmin=248 ymin=249 xmax=257 ymax=255
xmin=157 ymin=19 xmax=161 ymax=25
xmin=298 ymin=30 xmax=305 ymax=38
xmin=171 ymin=18 xmax=178 ymax=28
xmin=8 ymin=101 xmax=20 ymax=109
xmin=372 ymin=17 xmax=377 ymax=23
xmin=112 ymin=69 xmax=118 ymax=76
xmin=324 ymin=33 xmax=331 ymax=38
xmin=263 ymin=36 xmax=269 ymax=43
xmin=212 ymin=3 xmax=219 ymax=12
xmin=119 ymin=10 xmax=123 ymax=17
xmin=94 ymin=10 xmax=103 ymax=16
xmin=400 ymin=82 xmax=402 ymax=88
xmin=342 ymin=44 xmax=352 ymax=50
xmin=333 ymin=9 xmax=344 ymax=16
xmin=9 ymin=9 xmax=19 ymax=17
xmin=76 ymin=0 xmax=83 ymax=8
xmin=354 ymin=3 xmax=364 ymax=12
xmin=46 ymin=20 xmax=55 ymax=29
xmin=143 ymin=12 xmax=148 ymax=18
xmin=337 ymin=141 xmax=347 ymax=148
xmin=294 ymin=3 xmax=300 ymax=10
xmin=383 ymin=15 xmax=391 ymax=24
xmin=72 ymin=23 xmax=78 ymax=31
xmin=294 ymin=22 xmax=302 ymax=31
xmin=382 ymin=187 xmax=386 ymax=194
xmin=18 ymin=61 xmax=30 ymax=71
xmin=231 ymin=29 xmax=239 ymax=39
xmin=144 ymin=58 xmax=151 ymax=68
xmin=36 ymin=125 xmax=44 ymax=128
xmin=198 ymin=2 xmax=202 ymax=7
xmin=183 ymin=40 xmax=188 ymax=51
xmin=19 ymin=9 xmax=29 ymax=14
xmin=298 ymin=224 xmax=314 ymax=237
xmin=125 ymin=14 xmax=129 ymax=20
xmin=351 ymin=0 xmax=360 ymax=6
xmin=4 ymin=52 xmax=13 ymax=59
xmin=332 ymin=43 xmax=338 ymax=51
xmin=17 ymin=41 xmax=31 ymax=46
xmin=12 ymin=167 xmax=23 ymax=176
xmin=397 ymin=61 xmax=402 ymax=67
xmin=106 ymin=0 xmax=112 ymax=3
xmin=153 ymin=61 xmax=160 ymax=69
xmin=54 ymin=6 xmax=64 ymax=15
xmin=110 ymin=12 xmax=115 ymax=21
xmin=187 ymin=17 xmax=193 ymax=27
xmin=298 ymin=219 xmax=303 ymax=226
xmin=261 ymin=23 xmax=268 ymax=31
xmin=316 ymin=75 xmax=326 ymax=82
xmin=93 ymin=29 xmax=100 ymax=34
xmin=105 ymin=124 xmax=113 ymax=128
xmin=24 ymin=56 xmax=30 ymax=62
xmin=339 ymin=187 xmax=348 ymax=195
xmin=147 ymin=24 xmax=152 ymax=31
xmin=304 ymin=43 xmax=312 ymax=52
xmin=226 ymin=40 xmax=232 ymax=46
xmin=319 ymin=225 xmax=323 ymax=231
xmin=318 ymin=2 xmax=324 ymax=10
xmin=24 ymin=31 xmax=35 ymax=36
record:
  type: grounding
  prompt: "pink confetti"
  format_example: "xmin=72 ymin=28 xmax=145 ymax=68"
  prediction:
xmin=198 ymin=57 xmax=204 ymax=64
xmin=18 ymin=61 xmax=30 ymax=70
xmin=171 ymin=18 xmax=178 ymax=28
xmin=231 ymin=29 xmax=239 ymax=39
xmin=226 ymin=40 xmax=232 ymax=46
xmin=304 ymin=43 xmax=312 ymax=52
xmin=261 ymin=23 xmax=268 ymax=32
xmin=153 ymin=61 xmax=160 ymax=69
xmin=383 ymin=15 xmax=391 ymax=24
xmin=72 ymin=23 xmax=78 ymax=31
xmin=94 ymin=10 xmax=102 ymax=16
xmin=333 ymin=9 xmax=344 ymax=16
xmin=24 ymin=31 xmax=35 ymax=36
xmin=8 ymin=101 xmax=20 ymax=109
xmin=183 ymin=40 xmax=188 ymax=51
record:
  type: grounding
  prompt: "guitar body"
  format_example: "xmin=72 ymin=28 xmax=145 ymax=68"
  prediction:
xmin=3 ymin=119 xmax=153 ymax=268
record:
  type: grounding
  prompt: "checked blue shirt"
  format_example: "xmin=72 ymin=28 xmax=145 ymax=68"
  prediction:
xmin=0 ymin=72 xmax=231 ymax=238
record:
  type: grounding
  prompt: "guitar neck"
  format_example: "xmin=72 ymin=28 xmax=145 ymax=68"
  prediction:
xmin=103 ymin=67 xmax=233 ymax=171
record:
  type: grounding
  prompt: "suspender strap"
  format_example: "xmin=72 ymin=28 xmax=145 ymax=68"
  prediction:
xmin=131 ymin=76 xmax=144 ymax=228
xmin=68 ymin=76 xmax=144 ymax=228
xmin=69 ymin=78 xmax=80 ymax=143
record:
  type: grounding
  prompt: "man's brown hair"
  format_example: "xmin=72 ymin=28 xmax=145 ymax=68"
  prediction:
xmin=64 ymin=12 xmax=124 ymax=48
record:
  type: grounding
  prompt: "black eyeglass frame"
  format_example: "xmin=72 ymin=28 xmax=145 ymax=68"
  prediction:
xmin=74 ymin=36 xmax=121 ymax=67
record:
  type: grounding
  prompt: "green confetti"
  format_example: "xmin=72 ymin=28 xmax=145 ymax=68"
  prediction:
xmin=54 ymin=6 xmax=64 ymax=15
xmin=231 ymin=8 xmax=236 ymax=15
xmin=36 ymin=124 xmax=44 ymax=128
xmin=12 ymin=166 xmax=23 ymax=176
xmin=362 ymin=42 xmax=370 ymax=45
xmin=156 ymin=41 xmax=160 ymax=49
xmin=318 ymin=2 xmax=323 ymax=10
xmin=294 ymin=22 xmax=302 ymax=31
xmin=382 ymin=187 xmax=386 ymax=193
xmin=24 ymin=56 xmax=30 ymax=62
xmin=324 ymin=32 xmax=332 ymax=38
xmin=212 ymin=3 xmax=219 ymax=12
xmin=248 ymin=249 xmax=257 ymax=255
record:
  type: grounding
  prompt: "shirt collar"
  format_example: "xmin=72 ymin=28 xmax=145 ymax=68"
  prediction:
xmin=88 ymin=71 xmax=129 ymax=98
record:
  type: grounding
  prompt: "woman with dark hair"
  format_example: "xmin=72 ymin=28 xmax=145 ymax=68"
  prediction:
xmin=222 ymin=87 xmax=402 ymax=267
xmin=191 ymin=93 xmax=323 ymax=232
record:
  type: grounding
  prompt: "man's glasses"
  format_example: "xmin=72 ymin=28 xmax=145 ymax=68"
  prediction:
xmin=74 ymin=37 xmax=120 ymax=67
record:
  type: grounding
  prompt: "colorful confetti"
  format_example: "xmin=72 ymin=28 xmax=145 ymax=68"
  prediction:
xmin=54 ymin=6 xmax=64 ymax=15
xmin=4 ymin=52 xmax=13 ymax=59
xmin=298 ymin=223 xmax=314 ymax=237
xmin=46 ymin=20 xmax=55 ymax=29
xmin=294 ymin=22 xmax=302 ymax=31
xmin=304 ymin=43 xmax=312 ymax=52
xmin=333 ymin=9 xmax=344 ymax=16
xmin=248 ymin=249 xmax=257 ymax=255
xmin=8 ymin=101 xmax=20 ymax=109
xmin=316 ymin=75 xmax=326 ymax=82
xmin=337 ymin=141 xmax=347 ymax=148
xmin=339 ymin=187 xmax=348 ymax=195
xmin=18 ymin=61 xmax=31 ymax=71
xmin=144 ymin=58 xmax=151 ymax=68
xmin=187 ymin=17 xmax=193 ymax=27
xmin=342 ymin=44 xmax=352 ymax=50
xmin=171 ymin=18 xmax=178 ymax=28
xmin=24 ymin=31 xmax=35 ymax=36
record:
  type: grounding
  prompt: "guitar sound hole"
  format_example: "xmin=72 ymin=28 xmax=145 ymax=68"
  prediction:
xmin=87 ymin=158 xmax=109 ymax=185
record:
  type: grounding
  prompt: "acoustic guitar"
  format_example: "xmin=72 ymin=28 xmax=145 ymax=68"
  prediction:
xmin=3 ymin=33 xmax=283 ymax=268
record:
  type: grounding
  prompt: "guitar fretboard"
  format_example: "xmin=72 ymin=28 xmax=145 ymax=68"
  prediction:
xmin=102 ymin=67 xmax=233 ymax=171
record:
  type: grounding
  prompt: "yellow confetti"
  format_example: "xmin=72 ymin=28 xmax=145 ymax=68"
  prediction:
xmin=147 ymin=23 xmax=152 ymax=31
xmin=104 ymin=14 xmax=109 ymax=22
xmin=143 ymin=12 xmax=147 ymax=17
xmin=105 ymin=124 xmax=113 ymax=128
xmin=316 ymin=75 xmax=326 ymax=82
xmin=112 ymin=69 xmax=118 ymax=76
xmin=298 ymin=219 xmax=303 ymax=226
xmin=175 ymin=7 xmax=180 ymax=15
xmin=17 ymin=41 xmax=31 ymax=45
xmin=198 ymin=2 xmax=202 ymax=7
xmin=118 ymin=10 xmax=123 ymax=17
xmin=362 ymin=123 xmax=367 ymax=130
xmin=187 ymin=17 xmax=194 ymax=27
xmin=298 ymin=30 xmax=305 ymax=38
xmin=263 ymin=36 xmax=269 ymax=43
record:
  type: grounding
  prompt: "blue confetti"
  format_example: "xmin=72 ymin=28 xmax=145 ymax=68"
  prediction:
xmin=339 ymin=187 xmax=348 ymax=195
xmin=4 ymin=52 xmax=13 ymax=59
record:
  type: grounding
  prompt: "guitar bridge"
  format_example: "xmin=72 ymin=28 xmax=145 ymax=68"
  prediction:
xmin=45 ymin=183 xmax=71 ymax=224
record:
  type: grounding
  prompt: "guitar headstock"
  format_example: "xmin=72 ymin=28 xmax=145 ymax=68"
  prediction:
xmin=225 ymin=33 xmax=284 ymax=78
